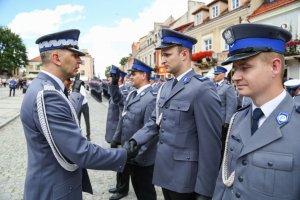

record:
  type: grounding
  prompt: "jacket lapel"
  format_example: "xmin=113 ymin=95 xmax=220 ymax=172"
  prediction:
xmin=239 ymin=95 xmax=294 ymax=157
xmin=161 ymin=70 xmax=195 ymax=107
xmin=127 ymin=86 xmax=152 ymax=107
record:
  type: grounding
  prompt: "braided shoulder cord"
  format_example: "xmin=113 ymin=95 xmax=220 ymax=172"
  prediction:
xmin=222 ymin=111 xmax=238 ymax=187
xmin=155 ymin=82 xmax=166 ymax=126
xmin=36 ymin=85 xmax=81 ymax=171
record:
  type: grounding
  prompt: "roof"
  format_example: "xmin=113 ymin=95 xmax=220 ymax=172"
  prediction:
xmin=192 ymin=5 xmax=209 ymax=15
xmin=207 ymin=0 xmax=228 ymax=7
xmin=174 ymin=22 xmax=194 ymax=32
xmin=248 ymin=0 xmax=298 ymax=19
xmin=30 ymin=56 xmax=41 ymax=62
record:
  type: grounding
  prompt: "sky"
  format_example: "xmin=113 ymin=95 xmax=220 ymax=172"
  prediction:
xmin=0 ymin=0 xmax=210 ymax=78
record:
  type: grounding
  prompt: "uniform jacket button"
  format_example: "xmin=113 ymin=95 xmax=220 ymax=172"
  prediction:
xmin=235 ymin=192 xmax=241 ymax=198
xmin=69 ymin=186 xmax=73 ymax=190
xmin=242 ymin=159 xmax=248 ymax=166
xmin=238 ymin=176 xmax=243 ymax=182
xmin=268 ymin=161 xmax=273 ymax=167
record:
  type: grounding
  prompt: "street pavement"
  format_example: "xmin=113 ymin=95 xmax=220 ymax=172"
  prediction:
xmin=0 ymin=87 xmax=163 ymax=200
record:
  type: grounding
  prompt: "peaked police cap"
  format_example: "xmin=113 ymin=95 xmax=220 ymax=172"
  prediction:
xmin=36 ymin=29 xmax=85 ymax=56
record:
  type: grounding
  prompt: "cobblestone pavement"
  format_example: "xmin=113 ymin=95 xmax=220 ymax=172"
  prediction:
xmin=0 ymin=91 xmax=163 ymax=200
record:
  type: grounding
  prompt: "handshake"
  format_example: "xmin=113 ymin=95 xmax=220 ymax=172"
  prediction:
xmin=111 ymin=140 xmax=139 ymax=159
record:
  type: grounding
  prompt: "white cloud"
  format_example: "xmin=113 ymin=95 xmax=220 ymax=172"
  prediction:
xmin=82 ymin=0 xmax=194 ymax=78
xmin=8 ymin=4 xmax=84 ymax=39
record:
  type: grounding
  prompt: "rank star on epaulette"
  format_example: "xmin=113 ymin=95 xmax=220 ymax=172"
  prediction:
xmin=223 ymin=28 xmax=235 ymax=45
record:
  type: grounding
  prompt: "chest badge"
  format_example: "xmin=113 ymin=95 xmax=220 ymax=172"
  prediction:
xmin=276 ymin=112 xmax=289 ymax=125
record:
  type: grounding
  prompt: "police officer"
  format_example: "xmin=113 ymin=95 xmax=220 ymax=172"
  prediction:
xmin=213 ymin=66 xmax=237 ymax=158
xmin=20 ymin=29 xmax=132 ymax=199
xmin=284 ymin=79 xmax=300 ymax=102
xmin=106 ymin=66 xmax=131 ymax=198
xmin=128 ymin=29 xmax=222 ymax=200
xmin=110 ymin=58 xmax=157 ymax=200
xmin=212 ymin=23 xmax=300 ymax=200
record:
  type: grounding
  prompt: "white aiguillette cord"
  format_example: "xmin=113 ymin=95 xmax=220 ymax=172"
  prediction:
xmin=222 ymin=112 xmax=238 ymax=187
xmin=36 ymin=85 xmax=82 ymax=171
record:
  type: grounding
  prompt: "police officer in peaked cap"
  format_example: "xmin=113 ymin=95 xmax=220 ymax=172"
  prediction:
xmin=111 ymin=58 xmax=158 ymax=200
xmin=213 ymin=66 xmax=237 ymax=161
xmin=106 ymin=65 xmax=132 ymax=199
xmin=21 ymin=29 xmax=131 ymax=199
xmin=284 ymin=79 xmax=300 ymax=101
xmin=212 ymin=23 xmax=300 ymax=200
xmin=127 ymin=28 xmax=222 ymax=200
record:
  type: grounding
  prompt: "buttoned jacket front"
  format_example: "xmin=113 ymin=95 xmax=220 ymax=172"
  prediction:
xmin=113 ymin=85 xmax=157 ymax=166
xmin=21 ymin=72 xmax=127 ymax=200
xmin=213 ymin=94 xmax=300 ymax=200
xmin=132 ymin=69 xmax=222 ymax=196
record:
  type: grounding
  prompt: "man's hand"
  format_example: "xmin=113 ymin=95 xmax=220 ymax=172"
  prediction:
xmin=111 ymin=73 xmax=120 ymax=85
xmin=123 ymin=140 xmax=139 ymax=159
xmin=72 ymin=79 xmax=84 ymax=93
xmin=110 ymin=140 xmax=120 ymax=148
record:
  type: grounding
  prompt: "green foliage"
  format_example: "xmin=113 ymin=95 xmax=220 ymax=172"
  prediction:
xmin=0 ymin=26 xmax=28 ymax=74
xmin=119 ymin=57 xmax=128 ymax=66
xmin=105 ymin=65 xmax=111 ymax=78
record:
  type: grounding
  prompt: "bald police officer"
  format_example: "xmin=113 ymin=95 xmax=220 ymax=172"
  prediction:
xmin=213 ymin=23 xmax=300 ymax=200
xmin=128 ymin=29 xmax=222 ymax=200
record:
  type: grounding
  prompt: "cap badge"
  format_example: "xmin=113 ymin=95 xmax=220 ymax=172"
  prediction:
xmin=223 ymin=29 xmax=235 ymax=45
xmin=276 ymin=112 xmax=289 ymax=125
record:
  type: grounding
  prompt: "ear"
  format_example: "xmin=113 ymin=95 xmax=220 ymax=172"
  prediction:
xmin=271 ymin=57 xmax=282 ymax=78
xmin=51 ymin=51 xmax=62 ymax=66
xmin=180 ymin=49 xmax=188 ymax=61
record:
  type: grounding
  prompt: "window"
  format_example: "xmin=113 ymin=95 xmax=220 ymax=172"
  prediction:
xmin=204 ymin=39 xmax=212 ymax=50
xmin=212 ymin=5 xmax=218 ymax=18
xmin=149 ymin=54 xmax=152 ymax=66
xmin=195 ymin=14 xmax=201 ymax=25
xmin=232 ymin=0 xmax=239 ymax=9
xmin=80 ymin=70 xmax=85 ymax=75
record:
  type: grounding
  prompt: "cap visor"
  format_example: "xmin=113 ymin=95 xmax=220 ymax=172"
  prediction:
xmin=69 ymin=48 xmax=85 ymax=56
xmin=222 ymin=51 xmax=261 ymax=65
xmin=155 ymin=43 xmax=177 ymax=50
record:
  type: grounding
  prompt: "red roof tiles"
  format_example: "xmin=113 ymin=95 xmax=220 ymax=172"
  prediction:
xmin=248 ymin=0 xmax=298 ymax=19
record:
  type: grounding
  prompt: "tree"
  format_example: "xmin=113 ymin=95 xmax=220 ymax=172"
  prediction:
xmin=0 ymin=26 xmax=28 ymax=75
xmin=119 ymin=57 xmax=128 ymax=66
xmin=105 ymin=65 xmax=111 ymax=78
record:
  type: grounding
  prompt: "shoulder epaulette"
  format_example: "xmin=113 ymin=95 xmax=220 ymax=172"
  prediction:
xmin=193 ymin=74 xmax=209 ymax=82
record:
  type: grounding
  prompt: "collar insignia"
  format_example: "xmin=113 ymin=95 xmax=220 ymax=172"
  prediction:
xmin=276 ymin=112 xmax=289 ymax=125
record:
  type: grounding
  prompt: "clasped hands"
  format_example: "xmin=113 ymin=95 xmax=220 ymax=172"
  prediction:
xmin=111 ymin=140 xmax=139 ymax=160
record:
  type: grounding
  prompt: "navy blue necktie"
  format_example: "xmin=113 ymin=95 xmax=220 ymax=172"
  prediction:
xmin=63 ymin=88 xmax=69 ymax=97
xmin=251 ymin=108 xmax=264 ymax=135
xmin=131 ymin=90 xmax=137 ymax=99
xmin=172 ymin=78 xmax=178 ymax=89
